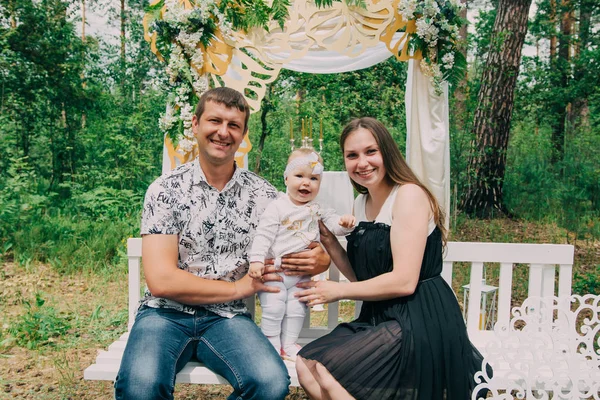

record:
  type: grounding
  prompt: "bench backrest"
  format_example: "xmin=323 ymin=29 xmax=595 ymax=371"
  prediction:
xmin=442 ymin=242 xmax=574 ymax=333
xmin=126 ymin=239 xmax=574 ymax=338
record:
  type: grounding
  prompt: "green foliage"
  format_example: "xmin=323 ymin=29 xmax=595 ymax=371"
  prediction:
xmin=71 ymin=187 xmax=143 ymax=221
xmin=503 ymin=96 xmax=600 ymax=239
xmin=247 ymin=58 xmax=407 ymax=190
xmin=0 ymin=0 xmax=164 ymax=273
xmin=572 ymin=269 xmax=600 ymax=296
xmin=7 ymin=293 xmax=71 ymax=350
xmin=12 ymin=213 xmax=137 ymax=274
xmin=446 ymin=49 xmax=468 ymax=90
xmin=0 ymin=156 xmax=47 ymax=252
xmin=87 ymin=305 xmax=129 ymax=343
xmin=215 ymin=0 xmax=291 ymax=32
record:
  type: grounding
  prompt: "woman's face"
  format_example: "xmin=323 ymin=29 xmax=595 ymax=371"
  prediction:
xmin=343 ymin=127 xmax=387 ymax=189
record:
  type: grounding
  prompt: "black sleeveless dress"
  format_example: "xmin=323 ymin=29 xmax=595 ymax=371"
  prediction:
xmin=298 ymin=221 xmax=486 ymax=399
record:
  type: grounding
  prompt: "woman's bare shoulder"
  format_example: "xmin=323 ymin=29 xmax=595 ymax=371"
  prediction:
xmin=396 ymin=183 xmax=428 ymax=201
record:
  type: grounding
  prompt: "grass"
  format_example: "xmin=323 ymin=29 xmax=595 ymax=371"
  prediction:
xmin=0 ymin=216 xmax=598 ymax=398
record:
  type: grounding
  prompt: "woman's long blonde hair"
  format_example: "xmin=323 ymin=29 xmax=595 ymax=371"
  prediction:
xmin=340 ymin=117 xmax=447 ymax=242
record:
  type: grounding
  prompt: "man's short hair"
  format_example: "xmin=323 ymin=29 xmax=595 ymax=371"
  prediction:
xmin=195 ymin=87 xmax=251 ymax=133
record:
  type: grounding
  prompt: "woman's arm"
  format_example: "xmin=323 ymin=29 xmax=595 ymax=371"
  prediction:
xmin=318 ymin=220 xmax=357 ymax=282
xmin=296 ymin=184 xmax=431 ymax=304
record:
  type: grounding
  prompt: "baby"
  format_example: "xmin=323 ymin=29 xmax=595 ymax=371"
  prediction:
xmin=248 ymin=148 xmax=355 ymax=361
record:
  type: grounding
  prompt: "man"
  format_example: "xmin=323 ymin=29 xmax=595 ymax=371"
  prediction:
xmin=114 ymin=87 xmax=330 ymax=400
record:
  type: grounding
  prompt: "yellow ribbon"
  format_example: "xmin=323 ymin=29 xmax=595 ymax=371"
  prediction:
xmin=380 ymin=0 xmax=422 ymax=61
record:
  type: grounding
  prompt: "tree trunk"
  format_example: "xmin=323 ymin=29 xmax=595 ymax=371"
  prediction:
xmin=81 ymin=0 xmax=87 ymax=129
xmin=81 ymin=0 xmax=85 ymax=39
xmin=567 ymin=0 xmax=591 ymax=131
xmin=120 ymin=0 xmax=126 ymax=88
xmin=550 ymin=0 xmax=557 ymax=60
xmin=453 ymin=0 xmax=469 ymax=132
xmin=8 ymin=0 xmax=16 ymax=28
xmin=461 ymin=0 xmax=532 ymax=218
xmin=550 ymin=0 xmax=573 ymax=161
xmin=253 ymin=86 xmax=273 ymax=173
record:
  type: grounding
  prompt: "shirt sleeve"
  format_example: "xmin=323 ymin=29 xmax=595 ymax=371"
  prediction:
xmin=140 ymin=179 xmax=181 ymax=235
xmin=249 ymin=202 xmax=281 ymax=263
xmin=320 ymin=207 xmax=354 ymax=236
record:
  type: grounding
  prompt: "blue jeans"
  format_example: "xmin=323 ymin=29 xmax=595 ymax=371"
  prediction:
xmin=114 ymin=306 xmax=290 ymax=400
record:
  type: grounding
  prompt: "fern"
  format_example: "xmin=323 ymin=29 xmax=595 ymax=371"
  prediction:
xmin=271 ymin=0 xmax=290 ymax=29
xmin=445 ymin=50 xmax=467 ymax=89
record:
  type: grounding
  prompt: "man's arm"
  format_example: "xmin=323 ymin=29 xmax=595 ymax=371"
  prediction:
xmin=142 ymin=234 xmax=279 ymax=305
xmin=278 ymin=241 xmax=331 ymax=277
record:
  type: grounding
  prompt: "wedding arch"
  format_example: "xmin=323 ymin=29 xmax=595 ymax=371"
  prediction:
xmin=143 ymin=0 xmax=465 ymax=224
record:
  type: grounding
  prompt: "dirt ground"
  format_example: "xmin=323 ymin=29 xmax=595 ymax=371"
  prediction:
xmin=0 ymin=262 xmax=309 ymax=399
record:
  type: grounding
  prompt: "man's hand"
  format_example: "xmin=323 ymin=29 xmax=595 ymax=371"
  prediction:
xmin=295 ymin=279 xmax=344 ymax=306
xmin=235 ymin=266 xmax=282 ymax=298
xmin=279 ymin=242 xmax=330 ymax=277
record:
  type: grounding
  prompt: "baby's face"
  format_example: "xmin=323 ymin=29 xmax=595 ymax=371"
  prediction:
xmin=285 ymin=164 xmax=321 ymax=205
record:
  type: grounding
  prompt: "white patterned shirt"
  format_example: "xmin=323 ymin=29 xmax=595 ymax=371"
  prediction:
xmin=140 ymin=157 xmax=278 ymax=317
xmin=249 ymin=194 xmax=353 ymax=263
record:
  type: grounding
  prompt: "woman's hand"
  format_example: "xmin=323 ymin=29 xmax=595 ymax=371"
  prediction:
xmin=318 ymin=219 xmax=338 ymax=249
xmin=295 ymin=280 xmax=345 ymax=306
xmin=280 ymin=242 xmax=330 ymax=276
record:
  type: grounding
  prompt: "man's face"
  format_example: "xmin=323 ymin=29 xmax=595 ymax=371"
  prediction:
xmin=192 ymin=100 xmax=246 ymax=167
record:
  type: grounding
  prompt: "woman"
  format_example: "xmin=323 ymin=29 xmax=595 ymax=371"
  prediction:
xmin=294 ymin=118 xmax=485 ymax=399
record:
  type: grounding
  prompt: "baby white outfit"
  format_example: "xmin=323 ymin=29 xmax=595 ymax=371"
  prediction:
xmin=249 ymin=194 xmax=353 ymax=357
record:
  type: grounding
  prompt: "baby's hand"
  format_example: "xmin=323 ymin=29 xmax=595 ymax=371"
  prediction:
xmin=249 ymin=262 xmax=265 ymax=279
xmin=339 ymin=215 xmax=356 ymax=229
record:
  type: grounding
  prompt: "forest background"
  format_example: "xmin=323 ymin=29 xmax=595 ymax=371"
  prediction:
xmin=0 ymin=0 xmax=599 ymax=398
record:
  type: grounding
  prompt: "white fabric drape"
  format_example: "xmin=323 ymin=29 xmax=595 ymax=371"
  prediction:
xmin=405 ymin=59 xmax=450 ymax=228
xmin=314 ymin=171 xmax=355 ymax=216
xmin=279 ymin=41 xmax=397 ymax=74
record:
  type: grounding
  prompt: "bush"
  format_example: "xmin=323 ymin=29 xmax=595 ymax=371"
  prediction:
xmin=7 ymin=293 xmax=71 ymax=350
xmin=11 ymin=212 xmax=138 ymax=274
xmin=0 ymin=156 xmax=48 ymax=254
xmin=572 ymin=269 xmax=600 ymax=296
xmin=70 ymin=186 xmax=143 ymax=221
xmin=503 ymin=119 xmax=600 ymax=239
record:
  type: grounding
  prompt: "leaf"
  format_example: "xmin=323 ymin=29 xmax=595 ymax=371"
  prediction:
xmin=445 ymin=49 xmax=467 ymax=88
xmin=35 ymin=294 xmax=45 ymax=308
xmin=271 ymin=0 xmax=290 ymax=29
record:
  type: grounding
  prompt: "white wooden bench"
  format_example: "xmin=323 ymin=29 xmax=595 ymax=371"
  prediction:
xmin=84 ymin=238 xmax=577 ymax=389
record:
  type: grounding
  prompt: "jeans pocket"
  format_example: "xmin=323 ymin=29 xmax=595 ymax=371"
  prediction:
xmin=134 ymin=305 xmax=153 ymax=321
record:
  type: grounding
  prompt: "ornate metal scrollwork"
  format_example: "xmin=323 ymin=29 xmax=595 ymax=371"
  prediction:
xmin=472 ymin=295 xmax=600 ymax=400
